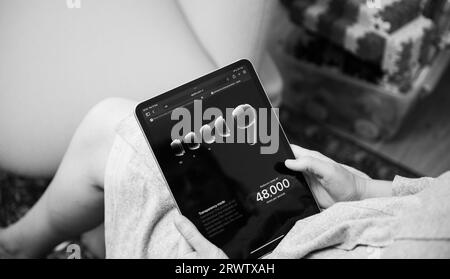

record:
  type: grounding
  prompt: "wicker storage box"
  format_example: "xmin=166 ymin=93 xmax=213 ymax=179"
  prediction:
xmin=277 ymin=30 xmax=450 ymax=140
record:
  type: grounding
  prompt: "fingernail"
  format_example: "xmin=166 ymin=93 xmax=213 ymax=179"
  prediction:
xmin=285 ymin=159 xmax=294 ymax=166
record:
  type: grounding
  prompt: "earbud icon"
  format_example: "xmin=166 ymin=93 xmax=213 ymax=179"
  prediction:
xmin=170 ymin=139 xmax=185 ymax=156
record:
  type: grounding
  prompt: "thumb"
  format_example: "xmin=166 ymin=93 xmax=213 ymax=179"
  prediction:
xmin=285 ymin=156 xmax=331 ymax=178
xmin=174 ymin=215 xmax=212 ymax=253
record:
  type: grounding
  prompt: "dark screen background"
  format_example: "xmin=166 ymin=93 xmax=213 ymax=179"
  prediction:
xmin=141 ymin=69 xmax=320 ymax=259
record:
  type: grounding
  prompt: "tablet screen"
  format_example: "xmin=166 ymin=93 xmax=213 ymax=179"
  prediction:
xmin=136 ymin=60 xmax=320 ymax=259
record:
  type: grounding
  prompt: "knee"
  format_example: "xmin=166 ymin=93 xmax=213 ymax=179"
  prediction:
xmin=81 ymin=97 xmax=136 ymax=137
xmin=80 ymin=98 xmax=136 ymax=137
xmin=73 ymin=97 xmax=136 ymax=157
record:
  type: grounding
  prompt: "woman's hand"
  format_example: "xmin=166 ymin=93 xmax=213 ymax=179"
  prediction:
xmin=174 ymin=215 xmax=228 ymax=259
xmin=285 ymin=145 xmax=371 ymax=209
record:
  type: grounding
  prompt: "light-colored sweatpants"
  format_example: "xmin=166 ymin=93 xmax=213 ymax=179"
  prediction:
xmin=104 ymin=115 xmax=450 ymax=259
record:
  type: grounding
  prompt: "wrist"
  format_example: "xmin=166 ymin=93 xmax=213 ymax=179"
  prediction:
xmin=359 ymin=179 xmax=393 ymax=200
xmin=354 ymin=176 xmax=369 ymax=201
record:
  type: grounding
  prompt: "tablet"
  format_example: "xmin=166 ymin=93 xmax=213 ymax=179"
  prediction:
xmin=135 ymin=59 xmax=320 ymax=259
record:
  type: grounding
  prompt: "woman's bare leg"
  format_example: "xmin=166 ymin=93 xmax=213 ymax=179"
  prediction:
xmin=0 ymin=98 xmax=136 ymax=258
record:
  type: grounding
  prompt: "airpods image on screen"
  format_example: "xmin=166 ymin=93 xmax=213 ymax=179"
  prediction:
xmin=170 ymin=139 xmax=185 ymax=157
xmin=200 ymin=124 xmax=215 ymax=144
xmin=214 ymin=116 xmax=231 ymax=138
xmin=170 ymin=104 xmax=258 ymax=157
xmin=184 ymin=132 xmax=201 ymax=151
xmin=233 ymin=104 xmax=257 ymax=145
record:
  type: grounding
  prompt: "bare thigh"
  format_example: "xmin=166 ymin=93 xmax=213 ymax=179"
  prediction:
xmin=0 ymin=0 xmax=215 ymax=176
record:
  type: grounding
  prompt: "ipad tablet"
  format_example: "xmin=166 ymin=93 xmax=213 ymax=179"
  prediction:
xmin=135 ymin=59 xmax=320 ymax=259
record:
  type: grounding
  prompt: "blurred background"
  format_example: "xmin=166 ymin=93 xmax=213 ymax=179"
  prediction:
xmin=1 ymin=0 xmax=450 ymax=258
